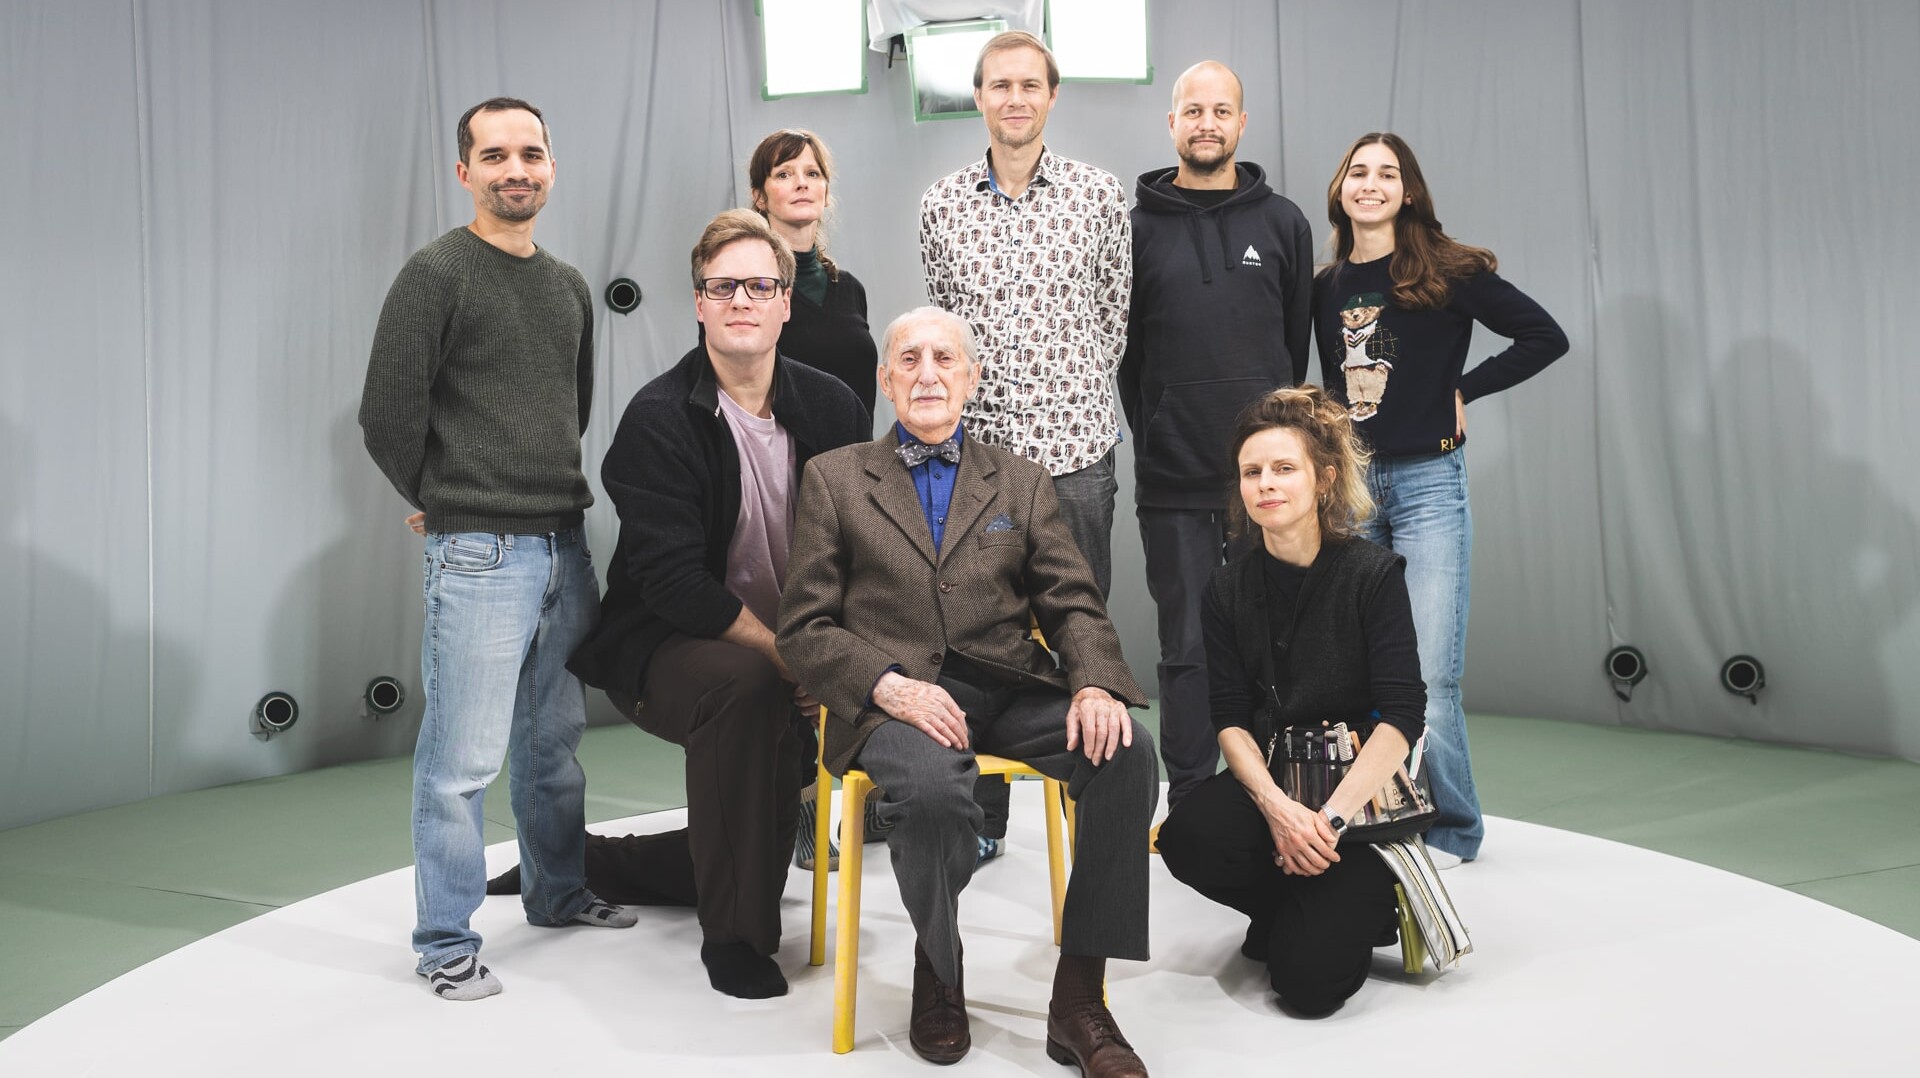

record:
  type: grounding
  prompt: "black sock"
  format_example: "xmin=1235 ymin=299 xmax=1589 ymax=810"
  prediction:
xmin=484 ymin=864 xmax=520 ymax=896
xmin=1050 ymin=954 xmax=1106 ymax=1012
xmin=700 ymin=940 xmax=788 ymax=999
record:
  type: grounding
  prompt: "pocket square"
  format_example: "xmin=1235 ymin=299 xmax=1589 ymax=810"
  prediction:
xmin=983 ymin=513 xmax=1016 ymax=534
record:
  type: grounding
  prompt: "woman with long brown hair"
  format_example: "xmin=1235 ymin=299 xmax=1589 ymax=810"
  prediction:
xmin=1157 ymin=385 xmax=1425 ymax=1016
xmin=1312 ymin=133 xmax=1568 ymax=866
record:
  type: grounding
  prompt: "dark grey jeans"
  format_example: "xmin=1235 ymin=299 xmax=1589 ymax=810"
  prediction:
xmin=855 ymin=671 xmax=1158 ymax=986
xmin=1137 ymin=507 xmax=1234 ymax=809
xmin=1050 ymin=448 xmax=1118 ymax=599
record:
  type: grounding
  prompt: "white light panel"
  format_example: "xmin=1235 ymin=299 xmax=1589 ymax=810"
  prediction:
xmin=1047 ymin=0 xmax=1150 ymax=82
xmin=761 ymin=0 xmax=866 ymax=98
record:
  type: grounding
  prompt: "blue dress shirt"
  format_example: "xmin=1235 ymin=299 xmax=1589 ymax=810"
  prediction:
xmin=897 ymin=422 xmax=963 ymax=551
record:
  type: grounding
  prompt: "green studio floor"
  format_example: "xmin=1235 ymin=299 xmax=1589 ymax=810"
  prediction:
xmin=3 ymin=710 xmax=1918 ymax=1042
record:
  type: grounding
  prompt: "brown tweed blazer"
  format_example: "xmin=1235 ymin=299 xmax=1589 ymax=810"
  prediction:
xmin=778 ymin=435 xmax=1144 ymax=776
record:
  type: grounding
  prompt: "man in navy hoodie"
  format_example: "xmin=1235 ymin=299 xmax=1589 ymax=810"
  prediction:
xmin=1118 ymin=61 xmax=1314 ymax=810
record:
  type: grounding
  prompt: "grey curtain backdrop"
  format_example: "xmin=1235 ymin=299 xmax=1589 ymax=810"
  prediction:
xmin=4 ymin=0 xmax=1916 ymax=829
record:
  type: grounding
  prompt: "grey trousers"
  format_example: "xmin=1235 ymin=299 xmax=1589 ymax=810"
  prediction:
xmin=972 ymin=450 xmax=1117 ymax=836
xmin=854 ymin=671 xmax=1158 ymax=986
xmin=1051 ymin=448 xmax=1118 ymax=599
xmin=1137 ymin=507 xmax=1233 ymax=808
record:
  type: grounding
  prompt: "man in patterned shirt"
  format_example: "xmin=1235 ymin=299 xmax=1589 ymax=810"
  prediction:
xmin=919 ymin=30 xmax=1133 ymax=599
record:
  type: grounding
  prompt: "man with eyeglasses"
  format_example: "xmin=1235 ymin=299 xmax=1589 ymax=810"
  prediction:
xmin=566 ymin=209 xmax=869 ymax=999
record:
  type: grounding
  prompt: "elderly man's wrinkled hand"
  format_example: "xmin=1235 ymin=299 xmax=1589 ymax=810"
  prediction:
xmin=1065 ymin=686 xmax=1130 ymax=763
xmin=873 ymin=671 xmax=970 ymax=750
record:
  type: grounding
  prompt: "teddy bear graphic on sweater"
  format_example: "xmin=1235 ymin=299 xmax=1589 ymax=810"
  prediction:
xmin=1338 ymin=292 xmax=1397 ymax=421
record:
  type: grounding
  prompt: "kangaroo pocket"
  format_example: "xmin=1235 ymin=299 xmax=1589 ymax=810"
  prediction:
xmin=1139 ymin=376 xmax=1281 ymax=490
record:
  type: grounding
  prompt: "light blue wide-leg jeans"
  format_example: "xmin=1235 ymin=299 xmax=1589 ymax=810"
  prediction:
xmin=411 ymin=528 xmax=598 ymax=973
xmin=1358 ymin=450 xmax=1483 ymax=860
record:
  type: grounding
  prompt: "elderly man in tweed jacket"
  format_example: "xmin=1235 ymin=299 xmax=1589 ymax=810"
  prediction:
xmin=778 ymin=306 xmax=1157 ymax=1077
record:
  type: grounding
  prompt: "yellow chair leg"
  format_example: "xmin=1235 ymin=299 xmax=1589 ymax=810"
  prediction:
xmin=808 ymin=762 xmax=833 ymax=968
xmin=832 ymin=772 xmax=870 ymax=1054
xmin=1396 ymin=884 xmax=1425 ymax=974
xmin=1043 ymin=779 xmax=1068 ymax=947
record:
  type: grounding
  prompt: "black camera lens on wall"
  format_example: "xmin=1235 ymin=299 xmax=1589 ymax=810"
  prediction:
xmin=1605 ymin=645 xmax=1647 ymax=702
xmin=252 ymin=691 xmax=299 ymax=738
xmin=364 ymin=676 xmax=406 ymax=717
xmin=605 ymin=278 xmax=642 ymax=314
xmin=1720 ymin=655 xmax=1765 ymax=705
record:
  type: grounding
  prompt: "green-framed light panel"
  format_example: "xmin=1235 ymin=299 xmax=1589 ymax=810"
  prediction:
xmin=906 ymin=19 xmax=1010 ymax=123
xmin=758 ymin=0 xmax=869 ymax=100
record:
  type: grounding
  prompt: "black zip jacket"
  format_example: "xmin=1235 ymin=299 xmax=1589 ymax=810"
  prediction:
xmin=1120 ymin=162 xmax=1314 ymax=509
xmin=567 ymin=346 xmax=870 ymax=700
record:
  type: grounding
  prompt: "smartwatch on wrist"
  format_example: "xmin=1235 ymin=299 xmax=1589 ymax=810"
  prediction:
xmin=1322 ymin=806 xmax=1347 ymax=836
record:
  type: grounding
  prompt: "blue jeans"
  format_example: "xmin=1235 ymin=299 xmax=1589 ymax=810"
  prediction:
xmin=411 ymin=528 xmax=599 ymax=972
xmin=1357 ymin=451 xmax=1483 ymax=860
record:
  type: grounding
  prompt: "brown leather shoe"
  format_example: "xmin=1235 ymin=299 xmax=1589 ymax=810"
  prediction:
xmin=1045 ymin=1003 xmax=1149 ymax=1077
xmin=910 ymin=943 xmax=969 ymax=1065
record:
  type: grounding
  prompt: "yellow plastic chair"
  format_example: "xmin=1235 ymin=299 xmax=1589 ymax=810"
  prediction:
xmin=808 ymin=708 xmax=1075 ymax=1054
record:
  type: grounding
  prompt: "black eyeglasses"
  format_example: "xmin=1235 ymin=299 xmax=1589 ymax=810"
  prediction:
xmin=697 ymin=277 xmax=785 ymax=302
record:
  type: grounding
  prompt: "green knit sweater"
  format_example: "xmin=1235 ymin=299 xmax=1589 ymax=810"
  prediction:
xmin=360 ymin=227 xmax=595 ymax=533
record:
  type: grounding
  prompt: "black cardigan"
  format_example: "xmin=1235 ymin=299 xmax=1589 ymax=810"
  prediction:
xmin=1202 ymin=537 xmax=1426 ymax=751
xmin=567 ymin=346 xmax=871 ymax=700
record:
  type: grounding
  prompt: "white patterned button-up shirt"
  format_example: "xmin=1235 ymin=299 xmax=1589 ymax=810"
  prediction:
xmin=919 ymin=148 xmax=1132 ymax=476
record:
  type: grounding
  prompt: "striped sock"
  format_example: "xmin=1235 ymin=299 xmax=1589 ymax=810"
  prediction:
xmin=423 ymin=955 xmax=502 ymax=1001
xmin=569 ymin=897 xmax=638 ymax=928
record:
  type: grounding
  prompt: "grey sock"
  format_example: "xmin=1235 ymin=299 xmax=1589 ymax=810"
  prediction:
xmin=794 ymin=795 xmax=840 ymax=870
xmin=570 ymin=897 xmax=638 ymax=928
xmin=422 ymin=955 xmax=502 ymax=1001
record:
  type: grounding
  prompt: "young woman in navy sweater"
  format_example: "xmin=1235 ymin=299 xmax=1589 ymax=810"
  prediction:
xmin=1313 ymin=133 xmax=1568 ymax=864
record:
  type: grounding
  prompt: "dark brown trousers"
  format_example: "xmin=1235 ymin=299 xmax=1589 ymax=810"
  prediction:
xmin=609 ymin=634 xmax=804 ymax=956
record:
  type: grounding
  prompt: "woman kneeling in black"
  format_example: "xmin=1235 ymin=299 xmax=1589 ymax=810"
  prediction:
xmin=1157 ymin=385 xmax=1426 ymax=1016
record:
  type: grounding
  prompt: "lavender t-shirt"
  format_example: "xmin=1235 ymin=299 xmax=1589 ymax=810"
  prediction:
xmin=716 ymin=389 xmax=794 ymax=628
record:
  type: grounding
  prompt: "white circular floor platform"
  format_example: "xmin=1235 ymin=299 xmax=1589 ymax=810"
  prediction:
xmin=5 ymin=784 xmax=1915 ymax=1076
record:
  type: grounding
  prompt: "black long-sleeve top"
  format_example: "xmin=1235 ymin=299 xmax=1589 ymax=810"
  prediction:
xmin=1203 ymin=537 xmax=1426 ymax=752
xmin=780 ymin=262 xmax=879 ymax=423
xmin=1313 ymin=257 xmax=1568 ymax=459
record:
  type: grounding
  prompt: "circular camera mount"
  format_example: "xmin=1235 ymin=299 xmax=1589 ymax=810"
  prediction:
xmin=605 ymin=277 xmax=642 ymax=314
xmin=253 ymin=691 xmax=299 ymax=737
xmin=1605 ymin=645 xmax=1647 ymax=701
xmin=364 ymin=676 xmax=407 ymax=717
xmin=1720 ymin=655 xmax=1765 ymax=705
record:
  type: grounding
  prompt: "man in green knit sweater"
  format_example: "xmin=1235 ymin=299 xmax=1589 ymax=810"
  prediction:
xmin=359 ymin=97 xmax=635 ymax=1002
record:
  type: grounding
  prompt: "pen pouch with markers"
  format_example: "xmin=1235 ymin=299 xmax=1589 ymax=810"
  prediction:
xmin=1264 ymin=719 xmax=1438 ymax=844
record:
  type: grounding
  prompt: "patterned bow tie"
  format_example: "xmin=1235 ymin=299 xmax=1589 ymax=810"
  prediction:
xmin=896 ymin=437 xmax=961 ymax=468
